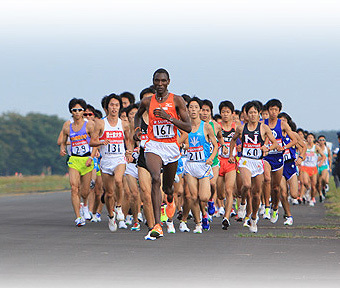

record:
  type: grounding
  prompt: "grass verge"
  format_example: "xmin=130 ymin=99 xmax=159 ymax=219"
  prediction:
xmin=0 ymin=175 xmax=70 ymax=195
xmin=324 ymin=179 xmax=340 ymax=217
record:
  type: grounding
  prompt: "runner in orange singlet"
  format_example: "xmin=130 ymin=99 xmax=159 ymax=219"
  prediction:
xmin=134 ymin=68 xmax=191 ymax=240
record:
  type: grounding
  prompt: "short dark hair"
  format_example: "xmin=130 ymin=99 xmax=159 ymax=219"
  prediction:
xmin=101 ymin=96 xmax=109 ymax=110
xmin=219 ymin=100 xmax=234 ymax=114
xmin=181 ymin=94 xmax=191 ymax=104
xmin=265 ymin=99 xmax=282 ymax=111
xmin=94 ymin=109 xmax=103 ymax=119
xmin=307 ymin=132 xmax=315 ymax=139
xmin=253 ymin=100 xmax=263 ymax=112
xmin=140 ymin=87 xmax=155 ymax=100
xmin=153 ymin=68 xmax=170 ymax=80
xmin=278 ymin=112 xmax=292 ymax=123
xmin=296 ymin=128 xmax=304 ymax=134
xmin=125 ymin=103 xmax=139 ymax=116
xmin=86 ymin=104 xmax=95 ymax=114
xmin=245 ymin=101 xmax=261 ymax=114
xmin=241 ymin=101 xmax=250 ymax=113
xmin=202 ymin=99 xmax=214 ymax=117
xmin=289 ymin=121 xmax=297 ymax=132
xmin=262 ymin=104 xmax=268 ymax=111
xmin=105 ymin=93 xmax=122 ymax=110
xmin=120 ymin=91 xmax=135 ymax=104
xmin=213 ymin=114 xmax=222 ymax=121
xmin=318 ymin=135 xmax=326 ymax=140
xmin=68 ymin=98 xmax=87 ymax=113
xmin=234 ymin=109 xmax=240 ymax=116
xmin=187 ymin=96 xmax=203 ymax=108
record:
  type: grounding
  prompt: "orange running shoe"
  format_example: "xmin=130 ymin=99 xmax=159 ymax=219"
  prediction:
xmin=166 ymin=200 xmax=176 ymax=219
xmin=150 ymin=223 xmax=163 ymax=238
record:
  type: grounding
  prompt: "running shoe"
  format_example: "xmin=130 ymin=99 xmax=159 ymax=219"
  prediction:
xmin=284 ymin=216 xmax=293 ymax=226
xmin=144 ymin=230 xmax=156 ymax=241
xmin=91 ymin=212 xmax=101 ymax=222
xmin=218 ymin=206 xmax=225 ymax=217
xmin=208 ymin=200 xmax=216 ymax=215
xmin=125 ymin=215 xmax=133 ymax=226
xmin=243 ymin=216 xmax=250 ymax=227
xmin=207 ymin=214 xmax=213 ymax=222
xmin=263 ymin=207 xmax=271 ymax=220
xmin=291 ymin=199 xmax=299 ymax=205
xmin=150 ymin=223 xmax=163 ymax=238
xmin=166 ymin=220 xmax=176 ymax=233
xmin=115 ymin=206 xmax=124 ymax=221
xmin=222 ymin=218 xmax=230 ymax=230
xmin=188 ymin=210 xmax=193 ymax=220
xmin=249 ymin=218 xmax=258 ymax=233
xmin=309 ymin=201 xmax=315 ymax=207
xmin=75 ymin=217 xmax=85 ymax=227
xmin=137 ymin=212 xmax=143 ymax=223
xmin=166 ymin=200 xmax=176 ymax=219
xmin=108 ymin=213 xmax=117 ymax=232
xmin=118 ymin=220 xmax=127 ymax=229
xmin=259 ymin=204 xmax=265 ymax=216
xmin=234 ymin=215 xmax=243 ymax=222
xmin=90 ymin=179 xmax=95 ymax=189
xmin=82 ymin=205 xmax=92 ymax=221
xmin=238 ymin=204 xmax=246 ymax=219
xmin=270 ymin=209 xmax=279 ymax=223
xmin=325 ymin=184 xmax=329 ymax=193
xmin=202 ymin=217 xmax=210 ymax=231
xmin=230 ymin=208 xmax=237 ymax=218
xmin=131 ymin=222 xmax=141 ymax=231
xmin=179 ymin=221 xmax=190 ymax=232
xmin=193 ymin=224 xmax=203 ymax=234
xmin=160 ymin=204 xmax=168 ymax=222
xmin=213 ymin=210 xmax=220 ymax=218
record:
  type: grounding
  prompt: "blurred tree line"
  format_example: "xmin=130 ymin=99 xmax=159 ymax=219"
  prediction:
xmin=0 ymin=112 xmax=67 ymax=176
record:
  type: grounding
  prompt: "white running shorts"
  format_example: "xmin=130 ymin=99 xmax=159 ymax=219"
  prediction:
xmin=238 ymin=157 xmax=264 ymax=178
xmin=184 ymin=161 xmax=213 ymax=179
xmin=144 ymin=139 xmax=180 ymax=166
xmin=100 ymin=156 xmax=126 ymax=175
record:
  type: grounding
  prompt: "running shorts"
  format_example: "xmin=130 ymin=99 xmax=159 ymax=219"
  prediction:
xmin=67 ymin=156 xmax=94 ymax=176
xmin=144 ymin=139 xmax=180 ymax=166
xmin=219 ymin=157 xmax=237 ymax=177
xmin=125 ymin=162 xmax=138 ymax=179
xmin=317 ymin=165 xmax=329 ymax=175
xmin=184 ymin=161 xmax=213 ymax=179
xmin=283 ymin=160 xmax=297 ymax=181
xmin=300 ymin=166 xmax=317 ymax=177
xmin=264 ymin=154 xmax=284 ymax=172
xmin=101 ymin=156 xmax=126 ymax=175
xmin=238 ymin=157 xmax=264 ymax=178
xmin=137 ymin=147 xmax=147 ymax=170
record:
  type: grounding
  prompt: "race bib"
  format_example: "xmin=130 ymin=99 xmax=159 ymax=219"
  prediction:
xmin=283 ymin=148 xmax=291 ymax=161
xmin=71 ymin=140 xmax=90 ymax=156
xmin=153 ymin=122 xmax=175 ymax=139
xmin=188 ymin=146 xmax=205 ymax=162
xmin=242 ymin=143 xmax=262 ymax=159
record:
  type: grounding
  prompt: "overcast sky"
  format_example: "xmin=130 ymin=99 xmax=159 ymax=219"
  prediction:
xmin=1 ymin=0 xmax=339 ymax=131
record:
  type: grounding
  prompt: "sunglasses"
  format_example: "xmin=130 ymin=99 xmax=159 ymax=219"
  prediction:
xmin=84 ymin=113 xmax=94 ymax=117
xmin=71 ymin=108 xmax=84 ymax=112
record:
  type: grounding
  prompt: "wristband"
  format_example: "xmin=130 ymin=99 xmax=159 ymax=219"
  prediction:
xmin=88 ymin=156 xmax=93 ymax=160
xmin=299 ymin=156 xmax=303 ymax=160
xmin=169 ymin=116 xmax=174 ymax=123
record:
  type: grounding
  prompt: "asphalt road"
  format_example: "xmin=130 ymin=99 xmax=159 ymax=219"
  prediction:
xmin=0 ymin=191 xmax=339 ymax=288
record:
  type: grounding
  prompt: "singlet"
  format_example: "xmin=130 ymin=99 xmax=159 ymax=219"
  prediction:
xmin=241 ymin=122 xmax=265 ymax=160
xmin=218 ymin=122 xmax=236 ymax=158
xmin=301 ymin=145 xmax=318 ymax=167
xmin=147 ymin=93 xmax=179 ymax=144
xmin=187 ymin=121 xmax=211 ymax=162
xmin=264 ymin=118 xmax=283 ymax=155
xmin=320 ymin=146 xmax=329 ymax=167
xmin=99 ymin=118 xmax=125 ymax=159
xmin=282 ymin=134 xmax=296 ymax=162
xmin=69 ymin=121 xmax=91 ymax=157
xmin=140 ymin=117 xmax=149 ymax=149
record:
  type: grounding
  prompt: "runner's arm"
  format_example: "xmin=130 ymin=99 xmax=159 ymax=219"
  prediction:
xmin=228 ymin=125 xmax=242 ymax=163
xmin=282 ymin=121 xmax=297 ymax=150
xmin=205 ymin=124 xmax=218 ymax=165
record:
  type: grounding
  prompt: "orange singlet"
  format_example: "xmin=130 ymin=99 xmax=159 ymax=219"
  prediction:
xmin=147 ymin=93 xmax=179 ymax=145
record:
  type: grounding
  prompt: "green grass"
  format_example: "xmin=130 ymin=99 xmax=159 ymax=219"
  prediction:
xmin=324 ymin=179 xmax=340 ymax=217
xmin=0 ymin=175 xmax=70 ymax=195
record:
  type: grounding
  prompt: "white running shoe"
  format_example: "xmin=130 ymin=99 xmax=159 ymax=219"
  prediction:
xmin=91 ymin=212 xmax=101 ymax=222
xmin=284 ymin=216 xmax=293 ymax=226
xmin=137 ymin=212 xmax=143 ymax=223
xmin=291 ymin=199 xmax=299 ymax=205
xmin=193 ymin=224 xmax=203 ymax=234
xmin=166 ymin=221 xmax=176 ymax=233
xmin=243 ymin=217 xmax=250 ymax=227
xmin=179 ymin=221 xmax=190 ymax=232
xmin=125 ymin=215 xmax=133 ymax=226
xmin=249 ymin=218 xmax=258 ymax=233
xmin=108 ymin=213 xmax=117 ymax=232
xmin=218 ymin=207 xmax=225 ymax=216
xmin=144 ymin=230 xmax=156 ymax=241
xmin=238 ymin=204 xmax=246 ymax=219
xmin=259 ymin=204 xmax=265 ymax=216
xmin=263 ymin=207 xmax=271 ymax=220
xmin=118 ymin=220 xmax=127 ymax=229
xmin=270 ymin=209 xmax=279 ymax=223
xmin=82 ymin=205 xmax=92 ymax=220
xmin=75 ymin=217 xmax=85 ymax=227
xmin=115 ymin=206 xmax=124 ymax=221
xmin=309 ymin=201 xmax=315 ymax=207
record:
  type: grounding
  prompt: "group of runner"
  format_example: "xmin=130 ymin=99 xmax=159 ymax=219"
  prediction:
xmin=58 ymin=68 xmax=332 ymax=240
